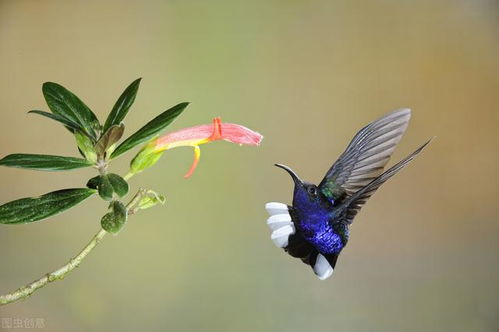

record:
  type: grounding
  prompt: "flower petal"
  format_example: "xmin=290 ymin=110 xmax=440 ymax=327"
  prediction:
xmin=220 ymin=123 xmax=263 ymax=146
xmin=135 ymin=117 xmax=263 ymax=178
xmin=184 ymin=145 xmax=201 ymax=178
xmin=154 ymin=125 xmax=212 ymax=150
xmin=153 ymin=118 xmax=262 ymax=151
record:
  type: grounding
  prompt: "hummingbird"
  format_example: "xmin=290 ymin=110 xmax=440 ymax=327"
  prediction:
xmin=265 ymin=108 xmax=430 ymax=280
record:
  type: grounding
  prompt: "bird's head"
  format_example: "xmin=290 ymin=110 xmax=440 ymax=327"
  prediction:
xmin=275 ymin=164 xmax=327 ymax=213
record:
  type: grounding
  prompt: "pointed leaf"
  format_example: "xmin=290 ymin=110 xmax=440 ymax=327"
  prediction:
xmin=42 ymin=82 xmax=100 ymax=140
xmin=0 ymin=154 xmax=92 ymax=171
xmin=107 ymin=173 xmax=129 ymax=197
xmin=0 ymin=188 xmax=96 ymax=224
xmin=110 ymin=102 xmax=189 ymax=159
xmin=28 ymin=110 xmax=84 ymax=133
xmin=101 ymin=201 xmax=127 ymax=234
xmin=77 ymin=147 xmax=87 ymax=159
xmin=94 ymin=124 xmax=125 ymax=158
xmin=103 ymin=78 xmax=141 ymax=132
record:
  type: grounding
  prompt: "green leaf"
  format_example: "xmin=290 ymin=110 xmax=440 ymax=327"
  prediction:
xmin=110 ymin=102 xmax=189 ymax=159
xmin=42 ymin=82 xmax=100 ymax=140
xmin=107 ymin=173 xmax=129 ymax=197
xmin=103 ymin=78 xmax=141 ymax=133
xmin=86 ymin=176 xmax=100 ymax=189
xmin=0 ymin=154 xmax=93 ymax=171
xmin=75 ymin=131 xmax=97 ymax=163
xmin=0 ymin=188 xmax=96 ymax=224
xmin=87 ymin=174 xmax=129 ymax=200
xmin=97 ymin=175 xmax=114 ymax=201
xmin=94 ymin=124 xmax=125 ymax=158
xmin=28 ymin=110 xmax=84 ymax=133
xmin=101 ymin=201 xmax=127 ymax=234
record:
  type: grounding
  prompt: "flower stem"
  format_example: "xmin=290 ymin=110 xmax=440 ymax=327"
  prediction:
xmin=0 ymin=228 xmax=107 ymax=306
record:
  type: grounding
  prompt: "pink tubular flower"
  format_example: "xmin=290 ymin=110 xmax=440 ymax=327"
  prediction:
xmin=130 ymin=117 xmax=263 ymax=178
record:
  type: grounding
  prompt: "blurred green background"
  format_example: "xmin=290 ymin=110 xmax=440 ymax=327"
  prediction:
xmin=1 ymin=1 xmax=498 ymax=331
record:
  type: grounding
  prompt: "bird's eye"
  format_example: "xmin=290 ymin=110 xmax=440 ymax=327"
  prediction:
xmin=308 ymin=186 xmax=317 ymax=196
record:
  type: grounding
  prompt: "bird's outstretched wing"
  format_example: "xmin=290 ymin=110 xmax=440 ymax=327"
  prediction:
xmin=318 ymin=109 xmax=412 ymax=203
xmin=337 ymin=140 xmax=431 ymax=225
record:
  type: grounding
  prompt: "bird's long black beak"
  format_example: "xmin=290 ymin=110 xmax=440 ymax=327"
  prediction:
xmin=275 ymin=164 xmax=304 ymax=186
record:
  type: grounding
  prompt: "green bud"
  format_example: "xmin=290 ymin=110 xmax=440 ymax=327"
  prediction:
xmin=101 ymin=201 xmax=127 ymax=234
xmin=129 ymin=143 xmax=164 ymax=176
xmin=106 ymin=144 xmax=117 ymax=157
xmin=138 ymin=190 xmax=166 ymax=210
xmin=94 ymin=124 xmax=125 ymax=159
xmin=75 ymin=131 xmax=97 ymax=163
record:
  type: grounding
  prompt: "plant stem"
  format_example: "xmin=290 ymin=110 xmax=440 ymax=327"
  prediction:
xmin=0 ymin=228 xmax=107 ymax=306
xmin=123 ymin=172 xmax=134 ymax=181
xmin=0 ymin=189 xmax=149 ymax=306
xmin=125 ymin=188 xmax=146 ymax=215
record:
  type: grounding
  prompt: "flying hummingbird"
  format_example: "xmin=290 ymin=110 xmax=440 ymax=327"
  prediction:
xmin=265 ymin=109 xmax=430 ymax=280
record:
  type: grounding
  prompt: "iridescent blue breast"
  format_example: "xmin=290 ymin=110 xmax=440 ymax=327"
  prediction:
xmin=296 ymin=215 xmax=344 ymax=254
xmin=291 ymin=183 xmax=346 ymax=254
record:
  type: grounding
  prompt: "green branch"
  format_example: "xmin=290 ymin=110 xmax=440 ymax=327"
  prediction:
xmin=0 ymin=189 xmax=148 ymax=306
xmin=0 ymin=228 xmax=107 ymax=306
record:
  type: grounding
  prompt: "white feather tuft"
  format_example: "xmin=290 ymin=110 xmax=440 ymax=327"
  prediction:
xmin=265 ymin=202 xmax=289 ymax=216
xmin=314 ymin=254 xmax=334 ymax=280
xmin=267 ymin=214 xmax=292 ymax=231
xmin=271 ymin=224 xmax=295 ymax=248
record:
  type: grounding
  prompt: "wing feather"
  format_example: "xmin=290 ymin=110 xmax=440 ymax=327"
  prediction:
xmin=337 ymin=139 xmax=431 ymax=224
xmin=319 ymin=108 xmax=412 ymax=200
